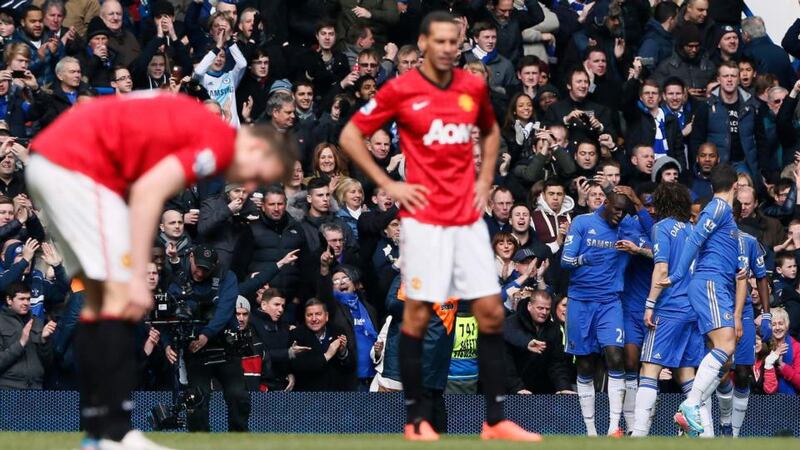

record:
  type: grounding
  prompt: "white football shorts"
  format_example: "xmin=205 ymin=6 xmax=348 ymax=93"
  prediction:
xmin=400 ymin=217 xmax=500 ymax=303
xmin=26 ymin=154 xmax=132 ymax=283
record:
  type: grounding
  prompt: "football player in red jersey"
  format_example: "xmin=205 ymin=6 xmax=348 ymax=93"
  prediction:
xmin=340 ymin=11 xmax=542 ymax=443
xmin=26 ymin=93 xmax=295 ymax=450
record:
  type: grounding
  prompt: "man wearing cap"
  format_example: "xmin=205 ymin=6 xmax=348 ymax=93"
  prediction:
xmin=710 ymin=25 xmax=740 ymax=66
xmin=501 ymin=248 xmax=547 ymax=312
xmin=76 ymin=17 xmax=116 ymax=88
xmin=197 ymin=183 xmax=259 ymax=274
xmin=234 ymin=295 xmax=270 ymax=391
xmin=162 ymin=244 xmax=251 ymax=432
xmin=653 ymin=23 xmax=716 ymax=98
xmin=651 ymin=156 xmax=682 ymax=184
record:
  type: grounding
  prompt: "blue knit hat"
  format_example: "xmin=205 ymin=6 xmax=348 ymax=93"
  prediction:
xmin=3 ymin=241 xmax=23 ymax=266
xmin=269 ymin=79 xmax=292 ymax=95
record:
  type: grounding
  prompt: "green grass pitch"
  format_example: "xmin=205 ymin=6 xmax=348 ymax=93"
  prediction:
xmin=0 ymin=433 xmax=795 ymax=450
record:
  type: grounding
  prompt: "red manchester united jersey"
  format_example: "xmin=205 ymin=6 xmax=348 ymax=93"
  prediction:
xmin=31 ymin=93 xmax=236 ymax=197
xmin=350 ymin=68 xmax=496 ymax=226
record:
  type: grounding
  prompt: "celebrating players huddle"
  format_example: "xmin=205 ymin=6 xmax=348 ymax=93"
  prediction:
xmin=561 ymin=163 xmax=771 ymax=438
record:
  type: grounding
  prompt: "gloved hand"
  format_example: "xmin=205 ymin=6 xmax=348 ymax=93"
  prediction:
xmin=760 ymin=312 xmax=773 ymax=341
xmin=765 ymin=351 xmax=780 ymax=370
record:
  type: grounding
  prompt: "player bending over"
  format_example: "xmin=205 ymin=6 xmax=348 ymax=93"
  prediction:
xmin=26 ymin=93 xmax=295 ymax=450
xmin=339 ymin=11 xmax=541 ymax=442
xmin=657 ymin=164 xmax=748 ymax=436
xmin=632 ymin=182 xmax=706 ymax=436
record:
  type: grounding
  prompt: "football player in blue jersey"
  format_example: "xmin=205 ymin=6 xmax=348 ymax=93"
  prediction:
xmin=632 ymin=182 xmax=706 ymax=436
xmin=615 ymin=201 xmax=655 ymax=433
xmin=561 ymin=192 xmax=630 ymax=436
xmin=657 ymin=164 xmax=749 ymax=436
xmin=714 ymin=230 xmax=771 ymax=437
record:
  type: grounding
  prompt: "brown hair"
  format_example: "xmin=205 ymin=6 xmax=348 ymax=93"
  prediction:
xmin=311 ymin=143 xmax=348 ymax=178
xmin=244 ymin=123 xmax=298 ymax=184
xmin=491 ymin=231 xmax=519 ymax=256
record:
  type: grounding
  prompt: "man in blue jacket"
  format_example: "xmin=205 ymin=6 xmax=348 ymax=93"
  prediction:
xmin=742 ymin=16 xmax=796 ymax=90
xmin=690 ymin=61 xmax=766 ymax=182
xmin=637 ymin=0 xmax=678 ymax=72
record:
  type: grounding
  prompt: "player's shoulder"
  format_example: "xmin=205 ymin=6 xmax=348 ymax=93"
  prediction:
xmin=703 ymin=197 xmax=731 ymax=219
xmin=571 ymin=212 xmax=596 ymax=227
xmin=738 ymin=231 xmax=756 ymax=243
xmin=654 ymin=217 xmax=674 ymax=229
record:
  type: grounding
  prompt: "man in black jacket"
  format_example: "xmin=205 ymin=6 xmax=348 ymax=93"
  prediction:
xmin=249 ymin=288 xmax=296 ymax=391
xmin=0 ymin=283 xmax=56 ymax=389
xmin=235 ymin=47 xmax=272 ymax=122
xmin=473 ymin=0 xmax=543 ymax=65
xmin=289 ymin=298 xmax=355 ymax=391
xmin=300 ymin=177 xmax=355 ymax=258
xmin=241 ymin=185 xmax=308 ymax=300
xmin=504 ymin=291 xmax=572 ymax=394
xmin=30 ymin=56 xmax=93 ymax=128
xmin=293 ymin=20 xmax=350 ymax=102
xmin=544 ymin=67 xmax=615 ymax=148
xmin=197 ymin=183 xmax=259 ymax=274
xmin=356 ymin=185 xmax=397 ymax=317
xmin=622 ymin=76 xmax=686 ymax=170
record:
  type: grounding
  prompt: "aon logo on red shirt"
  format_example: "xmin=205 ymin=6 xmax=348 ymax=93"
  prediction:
xmin=422 ymin=119 xmax=473 ymax=146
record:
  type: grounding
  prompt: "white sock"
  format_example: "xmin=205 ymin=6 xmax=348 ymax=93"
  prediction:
xmin=577 ymin=375 xmax=597 ymax=436
xmin=687 ymin=348 xmax=728 ymax=405
xmin=732 ymin=386 xmax=750 ymax=437
xmin=702 ymin=370 xmax=724 ymax=403
xmin=631 ymin=376 xmax=658 ymax=437
xmin=623 ymin=372 xmax=638 ymax=432
xmin=607 ymin=371 xmax=626 ymax=435
xmin=716 ymin=379 xmax=733 ymax=426
xmin=700 ymin=401 xmax=714 ymax=437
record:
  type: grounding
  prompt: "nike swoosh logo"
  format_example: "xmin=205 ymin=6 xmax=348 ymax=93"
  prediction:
xmin=412 ymin=101 xmax=430 ymax=111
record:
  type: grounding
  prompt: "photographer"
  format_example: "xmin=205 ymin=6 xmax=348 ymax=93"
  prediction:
xmin=162 ymin=245 xmax=250 ymax=432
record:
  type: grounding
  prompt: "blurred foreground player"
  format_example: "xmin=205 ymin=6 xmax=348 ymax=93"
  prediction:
xmin=26 ymin=93 xmax=295 ymax=450
xmin=340 ymin=11 xmax=542 ymax=442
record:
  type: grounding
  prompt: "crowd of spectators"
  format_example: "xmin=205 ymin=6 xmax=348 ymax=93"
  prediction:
xmin=1 ymin=0 xmax=800 ymax=399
